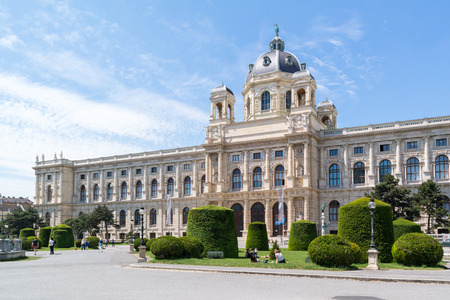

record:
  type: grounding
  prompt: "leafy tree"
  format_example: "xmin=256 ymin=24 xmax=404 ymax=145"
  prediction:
xmin=64 ymin=213 xmax=98 ymax=237
xmin=366 ymin=173 xmax=419 ymax=220
xmin=413 ymin=179 xmax=449 ymax=233
xmin=2 ymin=207 xmax=46 ymax=236
xmin=91 ymin=205 xmax=120 ymax=239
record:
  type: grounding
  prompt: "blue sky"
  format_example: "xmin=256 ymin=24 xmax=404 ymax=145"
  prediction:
xmin=1 ymin=0 xmax=450 ymax=200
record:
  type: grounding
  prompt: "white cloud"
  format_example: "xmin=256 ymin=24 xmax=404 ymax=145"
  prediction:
xmin=314 ymin=18 xmax=364 ymax=41
xmin=0 ymin=33 xmax=23 ymax=49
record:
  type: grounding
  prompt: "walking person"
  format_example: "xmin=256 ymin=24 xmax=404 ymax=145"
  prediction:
xmin=81 ymin=238 xmax=86 ymax=250
xmin=49 ymin=237 xmax=55 ymax=255
xmin=111 ymin=239 xmax=115 ymax=247
xmin=32 ymin=237 xmax=39 ymax=255
xmin=85 ymin=238 xmax=89 ymax=250
xmin=98 ymin=238 xmax=103 ymax=253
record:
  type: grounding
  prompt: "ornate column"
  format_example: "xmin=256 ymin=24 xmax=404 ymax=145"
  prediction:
xmin=343 ymin=144 xmax=349 ymax=187
xmin=287 ymin=197 xmax=294 ymax=234
xmin=243 ymin=151 xmax=249 ymax=191
xmin=59 ymin=170 xmax=63 ymax=203
xmin=368 ymin=142 xmax=375 ymax=185
xmin=114 ymin=169 xmax=119 ymax=201
xmin=128 ymin=167 xmax=132 ymax=200
xmin=243 ymin=201 xmax=250 ymax=237
xmin=264 ymin=149 xmax=271 ymax=190
xmin=217 ymin=152 xmax=223 ymax=192
xmin=100 ymin=170 xmax=104 ymax=202
xmin=53 ymin=171 xmax=58 ymax=203
xmin=158 ymin=164 xmax=164 ymax=199
xmin=287 ymin=144 xmax=294 ymax=188
xmin=175 ymin=163 xmax=180 ymax=197
xmin=303 ymin=141 xmax=310 ymax=187
xmin=318 ymin=147 xmax=326 ymax=188
xmin=395 ymin=139 xmax=403 ymax=184
xmin=205 ymin=153 xmax=211 ymax=193
xmin=143 ymin=166 xmax=147 ymax=199
xmin=192 ymin=160 xmax=197 ymax=196
xmin=265 ymin=199 xmax=272 ymax=236
xmin=423 ymin=136 xmax=431 ymax=179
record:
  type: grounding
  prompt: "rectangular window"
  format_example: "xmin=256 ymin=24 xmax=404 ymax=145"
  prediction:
xmin=93 ymin=173 xmax=99 ymax=179
xmin=200 ymin=162 xmax=205 ymax=169
xmin=436 ymin=138 xmax=447 ymax=147
xmin=380 ymin=144 xmax=390 ymax=152
xmin=80 ymin=174 xmax=85 ymax=180
xmin=167 ymin=165 xmax=174 ymax=172
xmin=354 ymin=147 xmax=364 ymax=154
xmin=151 ymin=167 xmax=157 ymax=173
xmin=47 ymin=174 xmax=52 ymax=181
xmin=136 ymin=168 xmax=141 ymax=175
xmin=253 ymin=152 xmax=261 ymax=160
xmin=232 ymin=155 xmax=240 ymax=162
xmin=407 ymin=141 xmax=418 ymax=149
xmin=183 ymin=164 xmax=190 ymax=170
xmin=329 ymin=149 xmax=338 ymax=156
xmin=107 ymin=171 xmax=112 ymax=178
xmin=275 ymin=150 xmax=284 ymax=157
xmin=121 ymin=170 xmax=127 ymax=176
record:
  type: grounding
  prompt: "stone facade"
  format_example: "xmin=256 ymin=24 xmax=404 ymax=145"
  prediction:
xmin=33 ymin=33 xmax=450 ymax=240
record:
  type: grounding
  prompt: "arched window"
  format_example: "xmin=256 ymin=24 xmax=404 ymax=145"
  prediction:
xmin=107 ymin=183 xmax=113 ymax=200
xmin=182 ymin=207 xmax=189 ymax=225
xmin=435 ymin=155 xmax=449 ymax=179
xmin=329 ymin=164 xmax=340 ymax=187
xmin=329 ymin=200 xmax=340 ymax=221
xmin=232 ymin=169 xmax=242 ymax=190
xmin=167 ymin=178 xmax=174 ymax=196
xmin=442 ymin=195 xmax=450 ymax=214
xmin=80 ymin=185 xmax=86 ymax=202
xmin=353 ymin=162 xmax=365 ymax=184
xmin=121 ymin=182 xmax=127 ymax=199
xmin=166 ymin=209 xmax=173 ymax=225
xmin=201 ymin=175 xmax=206 ymax=193
xmin=251 ymin=202 xmax=265 ymax=223
xmin=45 ymin=212 xmax=50 ymax=224
xmin=150 ymin=208 xmax=157 ymax=225
xmin=246 ymin=99 xmax=250 ymax=118
xmin=261 ymin=91 xmax=270 ymax=111
xmin=151 ymin=179 xmax=158 ymax=197
xmin=184 ymin=177 xmax=191 ymax=196
xmin=272 ymin=202 xmax=288 ymax=236
xmin=93 ymin=184 xmax=99 ymax=201
xmin=406 ymin=157 xmax=420 ymax=181
xmin=253 ymin=167 xmax=263 ymax=188
xmin=379 ymin=160 xmax=392 ymax=182
xmin=231 ymin=203 xmax=244 ymax=237
xmin=285 ymin=91 xmax=291 ymax=109
xmin=297 ymin=89 xmax=306 ymax=106
xmin=136 ymin=180 xmax=142 ymax=198
xmin=275 ymin=165 xmax=285 ymax=186
xmin=47 ymin=186 xmax=53 ymax=203
xmin=119 ymin=210 xmax=126 ymax=226
xmin=134 ymin=209 xmax=141 ymax=226
xmin=215 ymin=103 xmax=222 ymax=118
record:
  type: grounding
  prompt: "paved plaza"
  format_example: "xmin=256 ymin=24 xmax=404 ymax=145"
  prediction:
xmin=0 ymin=245 xmax=449 ymax=299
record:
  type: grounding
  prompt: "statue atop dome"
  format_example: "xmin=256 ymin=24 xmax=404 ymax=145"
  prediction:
xmin=273 ymin=23 xmax=279 ymax=36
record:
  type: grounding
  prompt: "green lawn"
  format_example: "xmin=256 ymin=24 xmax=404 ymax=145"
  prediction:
xmin=145 ymin=248 xmax=447 ymax=271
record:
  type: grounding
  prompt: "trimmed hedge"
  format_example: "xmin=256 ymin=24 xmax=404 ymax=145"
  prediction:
xmin=22 ymin=238 xmax=32 ymax=251
xmin=39 ymin=226 xmax=52 ymax=247
xmin=393 ymin=219 xmax=421 ymax=241
xmin=187 ymin=205 xmax=238 ymax=258
xmin=308 ymin=234 xmax=355 ymax=268
xmin=50 ymin=224 xmax=74 ymax=248
xmin=19 ymin=228 xmax=36 ymax=238
xmin=338 ymin=197 xmax=394 ymax=262
xmin=146 ymin=239 xmax=155 ymax=252
xmin=392 ymin=233 xmax=443 ymax=266
xmin=245 ymin=222 xmax=269 ymax=251
xmin=150 ymin=236 xmax=185 ymax=259
xmin=27 ymin=237 xmax=42 ymax=249
xmin=87 ymin=236 xmax=99 ymax=249
xmin=348 ymin=241 xmax=363 ymax=263
xmin=133 ymin=238 xmax=150 ymax=251
xmin=179 ymin=236 xmax=204 ymax=258
xmin=53 ymin=230 xmax=70 ymax=248
xmin=288 ymin=220 xmax=317 ymax=251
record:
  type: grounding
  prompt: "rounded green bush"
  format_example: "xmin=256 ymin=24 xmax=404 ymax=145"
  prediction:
xmin=133 ymin=238 xmax=149 ymax=251
xmin=27 ymin=236 xmax=43 ymax=249
xmin=19 ymin=228 xmax=36 ymax=238
xmin=338 ymin=197 xmax=394 ymax=262
xmin=86 ymin=236 xmax=99 ymax=249
xmin=348 ymin=241 xmax=363 ymax=263
xmin=39 ymin=226 xmax=52 ymax=247
xmin=392 ymin=233 xmax=443 ymax=266
xmin=187 ymin=205 xmax=238 ymax=258
xmin=50 ymin=224 xmax=74 ymax=248
xmin=288 ymin=220 xmax=317 ymax=251
xmin=179 ymin=236 xmax=204 ymax=258
xmin=245 ymin=222 xmax=269 ymax=251
xmin=21 ymin=238 xmax=32 ymax=251
xmin=75 ymin=239 xmax=82 ymax=248
xmin=393 ymin=219 xmax=421 ymax=241
xmin=146 ymin=239 xmax=155 ymax=252
xmin=308 ymin=234 xmax=355 ymax=268
xmin=150 ymin=236 xmax=185 ymax=259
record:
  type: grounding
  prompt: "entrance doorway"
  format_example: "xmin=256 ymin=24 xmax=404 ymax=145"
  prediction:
xmin=231 ymin=203 xmax=243 ymax=237
xmin=272 ymin=202 xmax=287 ymax=237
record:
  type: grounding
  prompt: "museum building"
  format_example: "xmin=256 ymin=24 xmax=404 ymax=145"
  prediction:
xmin=33 ymin=31 xmax=450 ymax=240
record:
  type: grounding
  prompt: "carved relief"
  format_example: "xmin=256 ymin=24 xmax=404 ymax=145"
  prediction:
xmin=287 ymin=112 xmax=310 ymax=132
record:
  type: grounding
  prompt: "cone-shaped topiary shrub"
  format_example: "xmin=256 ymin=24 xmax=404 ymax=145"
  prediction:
xmin=288 ymin=220 xmax=317 ymax=251
xmin=308 ymin=234 xmax=355 ymax=268
xmin=179 ymin=236 xmax=204 ymax=258
xmin=53 ymin=229 xmax=72 ymax=248
xmin=19 ymin=228 xmax=36 ymax=238
xmin=27 ymin=236 xmax=42 ymax=249
xmin=269 ymin=239 xmax=280 ymax=260
xmin=150 ymin=236 xmax=185 ymax=259
xmin=87 ymin=236 xmax=99 ymax=249
xmin=39 ymin=226 xmax=52 ymax=247
xmin=187 ymin=205 xmax=238 ymax=258
xmin=245 ymin=222 xmax=269 ymax=251
xmin=338 ymin=197 xmax=394 ymax=262
xmin=393 ymin=219 xmax=421 ymax=241
xmin=392 ymin=233 xmax=443 ymax=266
xmin=134 ymin=238 xmax=149 ymax=251
xmin=50 ymin=224 xmax=74 ymax=248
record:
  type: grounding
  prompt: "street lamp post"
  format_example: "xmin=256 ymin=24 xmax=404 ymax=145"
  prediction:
xmin=128 ymin=218 xmax=134 ymax=254
xmin=366 ymin=198 xmax=380 ymax=270
xmin=138 ymin=207 xmax=146 ymax=262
